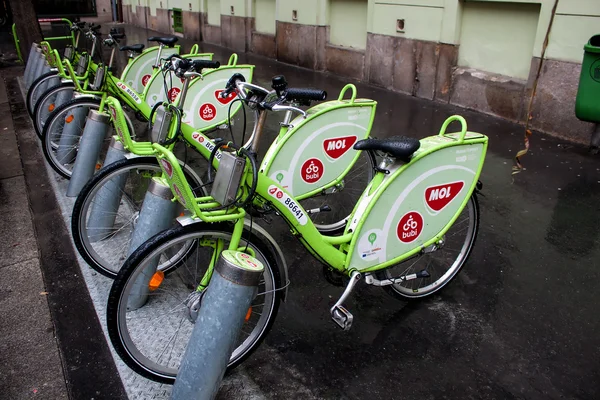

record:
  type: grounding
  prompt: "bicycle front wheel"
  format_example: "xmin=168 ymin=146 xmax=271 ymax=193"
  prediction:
xmin=33 ymin=82 xmax=75 ymax=138
xmin=26 ymin=71 xmax=60 ymax=117
xmin=377 ymin=194 xmax=480 ymax=299
xmin=41 ymin=98 xmax=103 ymax=178
xmin=107 ymin=223 xmax=281 ymax=384
xmin=72 ymin=157 xmax=205 ymax=278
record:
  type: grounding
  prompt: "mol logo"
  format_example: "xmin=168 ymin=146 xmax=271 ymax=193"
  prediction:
xmin=323 ymin=136 xmax=357 ymax=160
xmin=214 ymin=90 xmax=236 ymax=105
xmin=424 ymin=181 xmax=464 ymax=212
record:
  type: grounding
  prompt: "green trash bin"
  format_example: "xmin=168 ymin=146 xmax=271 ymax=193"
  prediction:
xmin=576 ymin=35 xmax=600 ymax=123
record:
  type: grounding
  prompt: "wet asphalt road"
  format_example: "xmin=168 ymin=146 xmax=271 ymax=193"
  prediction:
xmin=49 ymin=24 xmax=600 ymax=399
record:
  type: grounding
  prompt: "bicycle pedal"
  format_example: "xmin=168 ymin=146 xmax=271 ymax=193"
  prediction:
xmin=331 ymin=305 xmax=353 ymax=331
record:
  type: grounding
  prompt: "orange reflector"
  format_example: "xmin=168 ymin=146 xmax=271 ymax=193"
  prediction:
xmin=95 ymin=163 xmax=102 ymax=170
xmin=245 ymin=306 xmax=252 ymax=322
xmin=148 ymin=271 xmax=165 ymax=291
xmin=179 ymin=212 xmax=185 ymax=217
xmin=48 ymin=103 xmax=55 ymax=112
xmin=65 ymin=115 xmax=74 ymax=123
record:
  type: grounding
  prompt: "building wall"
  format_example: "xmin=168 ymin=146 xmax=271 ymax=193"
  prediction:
xmin=120 ymin=0 xmax=600 ymax=144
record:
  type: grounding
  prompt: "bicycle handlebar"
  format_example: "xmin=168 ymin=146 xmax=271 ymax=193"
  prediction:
xmin=284 ymin=88 xmax=327 ymax=102
xmin=164 ymin=55 xmax=220 ymax=78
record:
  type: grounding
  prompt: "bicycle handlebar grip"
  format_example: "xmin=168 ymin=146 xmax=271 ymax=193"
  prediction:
xmin=285 ymin=88 xmax=327 ymax=102
xmin=192 ymin=60 xmax=220 ymax=70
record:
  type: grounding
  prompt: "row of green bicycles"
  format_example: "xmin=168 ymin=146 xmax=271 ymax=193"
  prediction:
xmin=26 ymin=22 xmax=488 ymax=384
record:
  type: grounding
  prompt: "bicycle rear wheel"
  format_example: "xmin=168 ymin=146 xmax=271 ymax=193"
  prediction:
xmin=107 ymin=223 xmax=281 ymax=383
xmin=301 ymin=150 xmax=374 ymax=234
xmin=27 ymin=71 xmax=60 ymax=117
xmin=376 ymin=194 xmax=479 ymax=299
xmin=72 ymin=157 xmax=205 ymax=278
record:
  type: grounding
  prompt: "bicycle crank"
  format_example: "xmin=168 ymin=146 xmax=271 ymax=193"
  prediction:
xmin=330 ymin=271 xmax=361 ymax=331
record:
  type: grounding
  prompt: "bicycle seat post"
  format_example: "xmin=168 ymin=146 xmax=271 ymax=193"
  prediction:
xmin=280 ymin=110 xmax=293 ymax=127
xmin=74 ymin=29 xmax=81 ymax=49
xmin=108 ymin=45 xmax=116 ymax=70
xmin=153 ymin=43 xmax=165 ymax=69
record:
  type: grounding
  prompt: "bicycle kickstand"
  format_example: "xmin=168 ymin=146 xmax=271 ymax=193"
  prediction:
xmin=330 ymin=271 xmax=362 ymax=331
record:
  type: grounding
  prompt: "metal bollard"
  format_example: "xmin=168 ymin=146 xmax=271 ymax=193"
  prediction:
xmin=66 ymin=110 xmax=111 ymax=197
xmin=125 ymin=179 xmax=178 ymax=310
xmin=86 ymin=139 xmax=128 ymax=242
xmin=40 ymin=86 xmax=74 ymax=124
xmin=172 ymin=250 xmax=265 ymax=400
xmin=26 ymin=46 xmax=43 ymax=89
xmin=30 ymin=49 xmax=46 ymax=90
xmin=36 ymin=74 xmax=61 ymax=112
xmin=55 ymin=104 xmax=87 ymax=166
xmin=24 ymin=44 xmax=39 ymax=86
xmin=34 ymin=63 xmax=52 ymax=102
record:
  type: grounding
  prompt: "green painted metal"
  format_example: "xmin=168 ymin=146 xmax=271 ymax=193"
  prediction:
xmin=120 ymin=45 xmax=181 ymax=94
xmin=153 ymin=142 xmax=246 ymax=223
xmin=12 ymin=18 xmax=76 ymax=64
xmin=141 ymin=52 xmax=214 ymax=107
xmin=12 ymin=23 xmax=23 ymax=63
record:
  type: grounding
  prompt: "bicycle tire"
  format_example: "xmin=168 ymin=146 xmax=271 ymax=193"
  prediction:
xmin=107 ymin=222 xmax=282 ymax=383
xmin=71 ymin=156 xmax=206 ymax=278
xmin=376 ymin=193 xmax=480 ymax=299
xmin=41 ymin=97 xmax=136 ymax=179
xmin=32 ymin=82 xmax=75 ymax=138
xmin=26 ymin=71 xmax=59 ymax=117
xmin=41 ymin=97 xmax=102 ymax=178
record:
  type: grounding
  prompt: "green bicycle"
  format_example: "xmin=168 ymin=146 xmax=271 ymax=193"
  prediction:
xmin=106 ymin=73 xmax=488 ymax=383
xmin=71 ymin=58 xmax=375 ymax=278
xmin=37 ymin=33 xmax=229 ymax=178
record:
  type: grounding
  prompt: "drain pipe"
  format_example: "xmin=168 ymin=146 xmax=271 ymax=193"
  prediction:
xmin=514 ymin=0 xmax=560 ymax=173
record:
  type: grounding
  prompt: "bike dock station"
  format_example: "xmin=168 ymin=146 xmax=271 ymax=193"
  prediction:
xmin=4 ymin=20 xmax=600 ymax=400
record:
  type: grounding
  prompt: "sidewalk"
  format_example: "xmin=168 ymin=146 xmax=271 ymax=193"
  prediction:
xmin=0 ymin=68 xmax=68 ymax=399
xmin=0 ymin=66 xmax=126 ymax=399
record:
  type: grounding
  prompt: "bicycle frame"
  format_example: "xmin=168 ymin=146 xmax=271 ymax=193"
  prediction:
xmin=168 ymin=112 xmax=487 ymax=285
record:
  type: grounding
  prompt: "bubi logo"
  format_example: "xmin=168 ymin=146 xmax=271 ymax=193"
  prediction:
xmin=323 ymin=136 xmax=357 ymax=160
xmin=168 ymin=87 xmax=181 ymax=103
xmin=425 ymin=181 xmax=464 ymax=212
xmin=199 ymin=103 xmax=217 ymax=121
xmin=192 ymin=132 xmax=205 ymax=143
xmin=301 ymin=158 xmax=324 ymax=184
xmin=397 ymin=211 xmax=424 ymax=243
xmin=141 ymin=74 xmax=151 ymax=87
xmin=214 ymin=90 xmax=236 ymax=105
